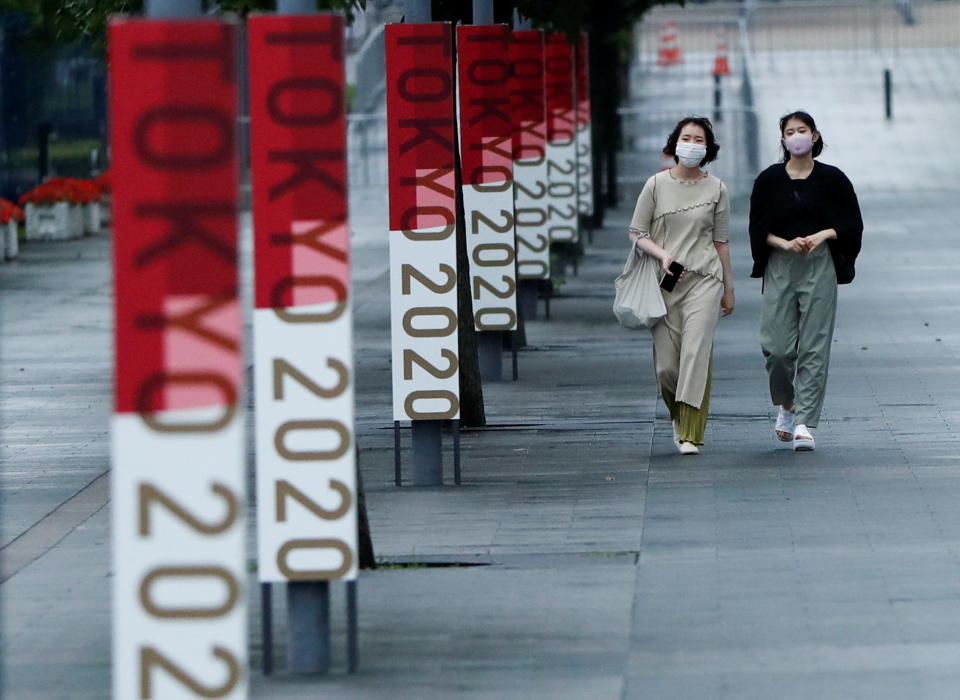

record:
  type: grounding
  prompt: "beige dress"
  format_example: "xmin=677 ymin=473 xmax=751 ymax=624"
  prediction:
xmin=629 ymin=171 xmax=729 ymax=438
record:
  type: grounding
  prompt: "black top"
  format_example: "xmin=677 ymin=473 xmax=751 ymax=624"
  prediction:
xmin=748 ymin=161 xmax=863 ymax=284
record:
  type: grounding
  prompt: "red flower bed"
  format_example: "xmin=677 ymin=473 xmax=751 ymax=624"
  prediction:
xmin=94 ymin=169 xmax=111 ymax=194
xmin=0 ymin=198 xmax=25 ymax=224
xmin=18 ymin=178 xmax=103 ymax=207
xmin=72 ymin=178 xmax=102 ymax=204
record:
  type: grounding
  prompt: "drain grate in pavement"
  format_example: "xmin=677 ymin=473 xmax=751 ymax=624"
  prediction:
xmin=466 ymin=419 xmax=653 ymax=432
xmin=376 ymin=419 xmax=654 ymax=433
xmin=377 ymin=560 xmax=491 ymax=569
xmin=707 ymin=413 xmax=776 ymax=422
xmin=553 ymin=292 xmax=616 ymax=299
xmin=878 ymin=402 xmax=935 ymax=407
xmin=374 ymin=552 xmax=641 ymax=569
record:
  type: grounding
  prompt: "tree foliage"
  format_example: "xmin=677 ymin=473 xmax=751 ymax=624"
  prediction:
xmin=430 ymin=0 xmax=683 ymax=37
xmin=0 ymin=0 xmax=367 ymax=46
xmin=515 ymin=0 xmax=684 ymax=36
xmin=2 ymin=0 xmax=685 ymax=45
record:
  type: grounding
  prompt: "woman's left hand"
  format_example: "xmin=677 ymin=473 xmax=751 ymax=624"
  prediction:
xmin=720 ymin=288 xmax=735 ymax=317
xmin=801 ymin=229 xmax=837 ymax=253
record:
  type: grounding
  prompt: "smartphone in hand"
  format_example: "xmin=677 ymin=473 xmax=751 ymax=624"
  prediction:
xmin=659 ymin=261 xmax=685 ymax=292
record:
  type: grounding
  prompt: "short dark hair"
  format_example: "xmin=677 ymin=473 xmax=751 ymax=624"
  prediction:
xmin=662 ymin=116 xmax=720 ymax=166
xmin=779 ymin=110 xmax=825 ymax=161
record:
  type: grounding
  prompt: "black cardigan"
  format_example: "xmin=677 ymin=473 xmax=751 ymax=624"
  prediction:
xmin=748 ymin=161 xmax=863 ymax=284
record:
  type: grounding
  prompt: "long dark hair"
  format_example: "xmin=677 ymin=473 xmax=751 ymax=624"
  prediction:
xmin=663 ymin=116 xmax=720 ymax=166
xmin=779 ymin=110 xmax=825 ymax=162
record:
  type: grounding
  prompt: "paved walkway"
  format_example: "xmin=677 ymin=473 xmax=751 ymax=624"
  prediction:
xmin=4 ymin=182 xmax=960 ymax=697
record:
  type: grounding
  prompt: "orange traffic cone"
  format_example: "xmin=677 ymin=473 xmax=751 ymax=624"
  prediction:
xmin=657 ymin=23 xmax=682 ymax=67
xmin=712 ymin=42 xmax=731 ymax=76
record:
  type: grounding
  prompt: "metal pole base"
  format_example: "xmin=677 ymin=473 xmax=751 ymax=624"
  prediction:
xmin=543 ymin=280 xmax=552 ymax=321
xmin=261 ymin=583 xmax=274 ymax=676
xmin=884 ymin=69 xmax=893 ymax=120
xmin=394 ymin=420 xmax=402 ymax=486
xmin=518 ymin=280 xmax=539 ymax=321
xmin=714 ymin=74 xmax=723 ymax=122
xmin=411 ymin=420 xmax=443 ymax=486
xmin=286 ymin=581 xmax=331 ymax=675
xmin=452 ymin=420 xmax=461 ymax=485
xmin=347 ymin=581 xmax=359 ymax=673
xmin=478 ymin=330 xmax=504 ymax=382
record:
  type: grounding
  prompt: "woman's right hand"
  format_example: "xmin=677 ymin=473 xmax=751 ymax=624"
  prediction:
xmin=781 ymin=237 xmax=809 ymax=254
xmin=769 ymin=234 xmax=808 ymax=254
xmin=661 ymin=253 xmax=679 ymax=277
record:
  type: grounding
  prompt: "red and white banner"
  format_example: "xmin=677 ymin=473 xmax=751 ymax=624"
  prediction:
xmin=544 ymin=33 xmax=579 ymax=244
xmin=510 ymin=30 xmax=550 ymax=281
xmin=576 ymin=33 xmax=594 ymax=218
xmin=248 ymin=14 xmax=356 ymax=584
xmin=457 ymin=24 xmax=517 ymax=332
xmin=110 ymin=18 xmax=246 ymax=700
xmin=386 ymin=23 xmax=460 ymax=422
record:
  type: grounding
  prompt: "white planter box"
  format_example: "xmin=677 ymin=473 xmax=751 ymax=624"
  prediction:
xmin=68 ymin=204 xmax=84 ymax=237
xmin=3 ymin=220 xmax=18 ymax=260
xmin=25 ymin=202 xmax=84 ymax=241
xmin=84 ymin=202 xmax=101 ymax=234
xmin=99 ymin=195 xmax=112 ymax=227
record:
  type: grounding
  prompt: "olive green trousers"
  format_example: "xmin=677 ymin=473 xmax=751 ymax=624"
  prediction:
xmin=760 ymin=245 xmax=838 ymax=427
xmin=661 ymin=361 xmax=713 ymax=445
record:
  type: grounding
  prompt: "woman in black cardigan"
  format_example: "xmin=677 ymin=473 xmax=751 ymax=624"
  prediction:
xmin=748 ymin=111 xmax=863 ymax=451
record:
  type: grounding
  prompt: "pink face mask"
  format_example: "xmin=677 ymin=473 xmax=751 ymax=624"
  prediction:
xmin=784 ymin=132 xmax=814 ymax=157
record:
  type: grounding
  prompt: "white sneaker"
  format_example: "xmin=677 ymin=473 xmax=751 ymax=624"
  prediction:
xmin=793 ymin=424 xmax=815 ymax=451
xmin=775 ymin=406 xmax=795 ymax=442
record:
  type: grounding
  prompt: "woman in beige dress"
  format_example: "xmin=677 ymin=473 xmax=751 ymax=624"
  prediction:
xmin=628 ymin=117 xmax=734 ymax=454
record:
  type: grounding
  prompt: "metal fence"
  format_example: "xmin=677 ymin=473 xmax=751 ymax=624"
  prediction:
xmin=621 ymin=0 xmax=960 ymax=199
xmin=617 ymin=104 xmax=760 ymax=200
xmin=633 ymin=7 xmax=743 ymax=76
xmin=0 ymin=15 xmax=107 ymax=200
xmin=623 ymin=9 xmax=760 ymax=199
xmin=640 ymin=0 xmax=960 ymax=56
xmin=746 ymin=0 xmax=960 ymax=53
xmin=347 ymin=113 xmax=388 ymax=188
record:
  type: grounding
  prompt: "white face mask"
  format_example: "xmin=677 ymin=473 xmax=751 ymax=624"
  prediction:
xmin=675 ymin=141 xmax=707 ymax=168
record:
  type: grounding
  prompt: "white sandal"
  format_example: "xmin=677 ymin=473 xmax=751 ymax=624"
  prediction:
xmin=775 ymin=406 xmax=795 ymax=442
xmin=793 ymin=423 xmax=815 ymax=451
xmin=672 ymin=421 xmax=700 ymax=455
